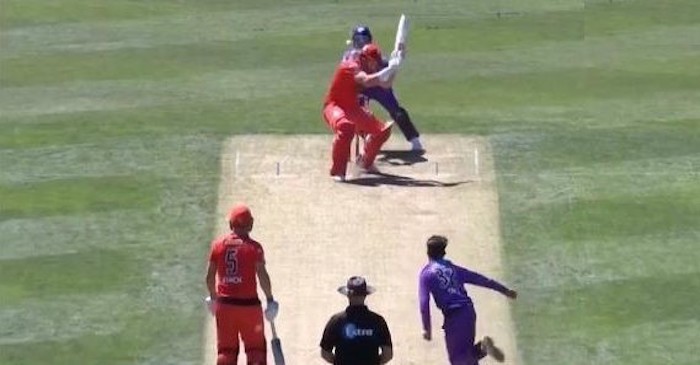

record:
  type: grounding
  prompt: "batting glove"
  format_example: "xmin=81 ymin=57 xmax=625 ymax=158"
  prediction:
xmin=387 ymin=55 xmax=402 ymax=69
xmin=204 ymin=295 xmax=216 ymax=316
xmin=390 ymin=49 xmax=406 ymax=61
xmin=265 ymin=299 xmax=279 ymax=321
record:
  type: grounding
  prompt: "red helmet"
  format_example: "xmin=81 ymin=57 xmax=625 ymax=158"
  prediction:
xmin=360 ymin=43 xmax=382 ymax=63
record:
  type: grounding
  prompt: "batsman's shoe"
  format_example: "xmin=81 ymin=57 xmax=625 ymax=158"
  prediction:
xmin=355 ymin=158 xmax=379 ymax=174
xmin=331 ymin=175 xmax=346 ymax=182
xmin=366 ymin=164 xmax=380 ymax=173
xmin=481 ymin=336 xmax=505 ymax=362
xmin=410 ymin=137 xmax=425 ymax=153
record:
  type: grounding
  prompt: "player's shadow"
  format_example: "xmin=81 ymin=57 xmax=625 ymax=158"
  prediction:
xmin=344 ymin=171 xmax=471 ymax=188
xmin=377 ymin=149 xmax=428 ymax=166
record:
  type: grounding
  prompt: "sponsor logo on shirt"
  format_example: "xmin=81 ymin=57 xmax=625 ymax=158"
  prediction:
xmin=222 ymin=276 xmax=243 ymax=284
xmin=343 ymin=323 xmax=374 ymax=339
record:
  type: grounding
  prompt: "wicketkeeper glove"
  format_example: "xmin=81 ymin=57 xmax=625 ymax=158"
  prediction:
xmin=264 ymin=299 xmax=279 ymax=321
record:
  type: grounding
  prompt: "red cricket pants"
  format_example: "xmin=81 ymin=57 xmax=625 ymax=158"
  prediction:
xmin=322 ymin=102 xmax=392 ymax=176
xmin=215 ymin=303 xmax=266 ymax=365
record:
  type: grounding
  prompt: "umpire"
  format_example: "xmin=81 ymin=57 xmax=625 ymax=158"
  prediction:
xmin=320 ymin=276 xmax=393 ymax=365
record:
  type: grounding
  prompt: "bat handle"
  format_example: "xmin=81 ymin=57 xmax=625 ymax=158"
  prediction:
xmin=269 ymin=319 xmax=278 ymax=338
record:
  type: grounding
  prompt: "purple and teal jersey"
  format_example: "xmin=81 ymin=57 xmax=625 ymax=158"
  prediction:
xmin=418 ymin=259 xmax=509 ymax=332
xmin=341 ymin=47 xmax=359 ymax=62
xmin=340 ymin=46 xmax=388 ymax=67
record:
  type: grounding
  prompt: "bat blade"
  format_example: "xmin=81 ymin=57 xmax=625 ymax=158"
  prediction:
xmin=271 ymin=337 xmax=285 ymax=365
xmin=393 ymin=14 xmax=409 ymax=55
xmin=269 ymin=320 xmax=286 ymax=365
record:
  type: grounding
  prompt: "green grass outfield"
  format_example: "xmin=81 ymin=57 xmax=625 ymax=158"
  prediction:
xmin=1 ymin=0 xmax=699 ymax=364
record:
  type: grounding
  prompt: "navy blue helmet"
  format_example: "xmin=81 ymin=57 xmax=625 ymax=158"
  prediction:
xmin=351 ymin=25 xmax=373 ymax=49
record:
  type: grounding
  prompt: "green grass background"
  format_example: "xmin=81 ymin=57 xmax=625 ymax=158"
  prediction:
xmin=1 ymin=0 xmax=698 ymax=364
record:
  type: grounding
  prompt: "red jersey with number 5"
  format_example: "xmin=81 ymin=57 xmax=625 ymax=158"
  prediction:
xmin=209 ymin=233 xmax=264 ymax=299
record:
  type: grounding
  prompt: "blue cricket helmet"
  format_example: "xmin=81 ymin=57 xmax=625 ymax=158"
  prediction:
xmin=351 ymin=25 xmax=373 ymax=49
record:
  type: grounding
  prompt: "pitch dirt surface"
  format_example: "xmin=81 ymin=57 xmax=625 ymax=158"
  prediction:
xmin=204 ymin=135 xmax=518 ymax=365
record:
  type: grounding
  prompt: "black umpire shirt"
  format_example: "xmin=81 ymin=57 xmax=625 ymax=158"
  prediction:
xmin=320 ymin=305 xmax=393 ymax=365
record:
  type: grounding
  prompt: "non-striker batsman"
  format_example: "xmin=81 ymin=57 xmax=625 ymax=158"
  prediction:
xmin=205 ymin=204 xmax=279 ymax=365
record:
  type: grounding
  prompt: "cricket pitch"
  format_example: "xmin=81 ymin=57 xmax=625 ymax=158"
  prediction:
xmin=203 ymin=134 xmax=519 ymax=364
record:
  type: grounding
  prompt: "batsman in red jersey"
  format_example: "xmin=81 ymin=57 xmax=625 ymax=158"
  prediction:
xmin=322 ymin=43 xmax=402 ymax=181
xmin=206 ymin=204 xmax=279 ymax=365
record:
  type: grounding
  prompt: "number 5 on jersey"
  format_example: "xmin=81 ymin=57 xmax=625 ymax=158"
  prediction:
xmin=224 ymin=247 xmax=241 ymax=283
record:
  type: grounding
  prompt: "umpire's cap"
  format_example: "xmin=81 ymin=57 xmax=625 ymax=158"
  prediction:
xmin=228 ymin=204 xmax=254 ymax=229
xmin=338 ymin=276 xmax=376 ymax=296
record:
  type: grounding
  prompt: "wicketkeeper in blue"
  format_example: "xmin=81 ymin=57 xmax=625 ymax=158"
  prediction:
xmin=342 ymin=25 xmax=425 ymax=152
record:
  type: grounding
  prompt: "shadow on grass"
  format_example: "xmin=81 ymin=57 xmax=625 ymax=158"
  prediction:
xmin=344 ymin=171 xmax=471 ymax=188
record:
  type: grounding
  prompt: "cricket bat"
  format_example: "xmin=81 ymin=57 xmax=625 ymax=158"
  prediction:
xmin=393 ymin=14 xmax=410 ymax=59
xmin=269 ymin=320 xmax=286 ymax=365
xmin=381 ymin=14 xmax=410 ymax=82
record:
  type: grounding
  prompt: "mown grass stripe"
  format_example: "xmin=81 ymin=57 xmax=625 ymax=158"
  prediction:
xmin=508 ymin=121 xmax=700 ymax=169
xmin=0 ymin=293 xmax=129 ymax=346
xmin=0 ymin=176 xmax=160 ymax=220
xmin=0 ymin=136 xmax=221 ymax=183
xmin=0 ymin=99 xmax=324 ymax=148
xmin=520 ymin=319 xmax=700 ymax=365
xmin=0 ymin=211 xmax=159 ymax=260
xmin=584 ymin=0 xmax=700 ymax=36
xmin=490 ymin=156 xmax=700 ymax=215
xmin=519 ymin=271 xmax=700 ymax=335
xmin=0 ymin=35 xmax=342 ymax=87
xmin=417 ymin=92 xmax=700 ymax=135
xmin=0 ymin=63 xmax=326 ymax=118
xmin=535 ymin=191 xmax=699 ymax=240
xmin=0 ymin=249 xmax=143 ymax=304
xmin=513 ymin=232 xmax=700 ymax=289
xmin=0 ymin=310 xmax=201 ymax=365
